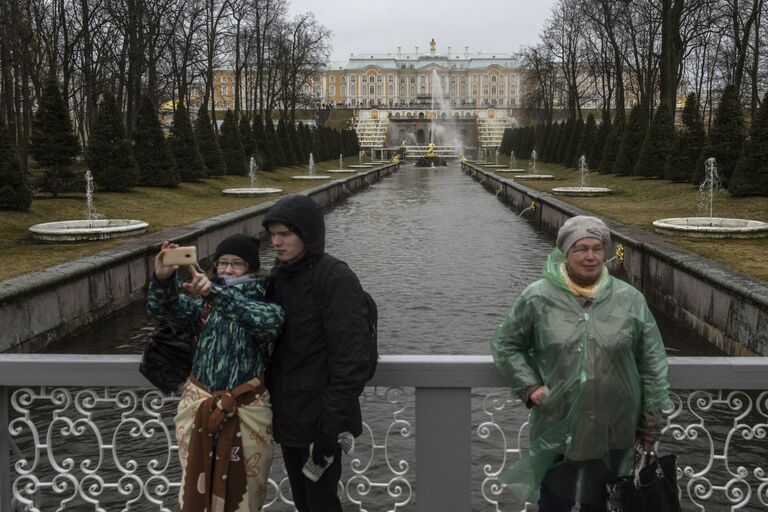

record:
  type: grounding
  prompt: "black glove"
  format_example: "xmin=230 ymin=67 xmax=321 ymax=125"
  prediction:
xmin=311 ymin=432 xmax=338 ymax=467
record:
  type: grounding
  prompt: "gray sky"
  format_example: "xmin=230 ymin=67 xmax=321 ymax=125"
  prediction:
xmin=285 ymin=0 xmax=558 ymax=62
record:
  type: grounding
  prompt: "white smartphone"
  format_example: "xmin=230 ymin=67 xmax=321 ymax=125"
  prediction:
xmin=163 ymin=246 xmax=198 ymax=266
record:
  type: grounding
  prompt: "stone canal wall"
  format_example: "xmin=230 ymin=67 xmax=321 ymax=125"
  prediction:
xmin=462 ymin=162 xmax=768 ymax=357
xmin=0 ymin=165 xmax=398 ymax=353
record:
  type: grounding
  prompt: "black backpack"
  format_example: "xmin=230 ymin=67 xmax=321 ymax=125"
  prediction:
xmin=312 ymin=254 xmax=379 ymax=381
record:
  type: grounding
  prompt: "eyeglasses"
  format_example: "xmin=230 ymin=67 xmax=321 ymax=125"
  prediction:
xmin=215 ymin=259 xmax=247 ymax=271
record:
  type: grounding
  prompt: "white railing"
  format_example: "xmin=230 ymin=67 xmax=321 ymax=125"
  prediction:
xmin=2 ymin=355 xmax=767 ymax=511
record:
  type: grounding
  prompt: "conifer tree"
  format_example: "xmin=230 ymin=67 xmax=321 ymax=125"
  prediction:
xmin=219 ymin=109 xmax=247 ymax=175
xmin=239 ymin=115 xmax=255 ymax=163
xmin=613 ymin=105 xmax=648 ymax=176
xmin=634 ymin=102 xmax=675 ymax=178
xmin=277 ymin=118 xmax=296 ymax=165
xmin=543 ymin=122 xmax=561 ymax=163
xmin=729 ymin=91 xmax=768 ymax=196
xmin=133 ymin=95 xmax=179 ymax=187
xmin=576 ymin=114 xmax=597 ymax=168
xmin=195 ymin=106 xmax=226 ymax=176
xmin=87 ymin=92 xmax=138 ymax=191
xmin=267 ymin=119 xmax=286 ymax=167
xmin=598 ymin=111 xmax=625 ymax=173
xmin=288 ymin=120 xmax=305 ymax=163
xmin=296 ymin=122 xmax=310 ymax=161
xmin=665 ymin=93 xmax=706 ymax=182
xmin=29 ymin=76 xmax=80 ymax=195
xmin=538 ymin=123 xmax=552 ymax=161
xmin=556 ymin=118 xmax=574 ymax=164
xmin=252 ymin=115 xmax=274 ymax=171
xmin=563 ymin=117 xmax=584 ymax=168
xmin=0 ymin=117 xmax=32 ymax=210
xmin=170 ymin=102 xmax=207 ymax=181
xmin=699 ymin=84 xmax=744 ymax=186
xmin=590 ymin=116 xmax=611 ymax=170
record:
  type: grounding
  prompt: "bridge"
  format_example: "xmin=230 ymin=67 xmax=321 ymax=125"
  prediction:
xmin=2 ymin=355 xmax=767 ymax=511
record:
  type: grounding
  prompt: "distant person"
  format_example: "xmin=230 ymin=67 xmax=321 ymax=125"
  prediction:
xmin=262 ymin=195 xmax=371 ymax=512
xmin=147 ymin=234 xmax=284 ymax=512
xmin=490 ymin=215 xmax=671 ymax=512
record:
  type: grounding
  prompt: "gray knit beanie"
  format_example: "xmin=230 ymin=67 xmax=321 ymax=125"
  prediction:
xmin=556 ymin=216 xmax=611 ymax=254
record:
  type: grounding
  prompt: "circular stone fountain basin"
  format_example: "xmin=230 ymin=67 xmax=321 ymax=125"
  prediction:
xmin=494 ymin=168 xmax=526 ymax=173
xmin=222 ymin=188 xmax=282 ymax=197
xmin=325 ymin=169 xmax=358 ymax=174
xmin=29 ymin=219 xmax=149 ymax=242
xmin=291 ymin=175 xmax=330 ymax=180
xmin=347 ymin=164 xmax=373 ymax=169
xmin=652 ymin=217 xmax=768 ymax=238
xmin=514 ymin=175 xmax=556 ymax=180
xmin=482 ymin=164 xmax=510 ymax=169
xmin=551 ymin=186 xmax=613 ymax=197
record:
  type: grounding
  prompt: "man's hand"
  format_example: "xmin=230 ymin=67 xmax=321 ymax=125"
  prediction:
xmin=311 ymin=432 xmax=338 ymax=467
xmin=182 ymin=264 xmax=212 ymax=297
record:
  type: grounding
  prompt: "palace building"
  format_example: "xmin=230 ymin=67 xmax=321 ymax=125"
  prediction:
xmin=308 ymin=39 xmax=528 ymax=152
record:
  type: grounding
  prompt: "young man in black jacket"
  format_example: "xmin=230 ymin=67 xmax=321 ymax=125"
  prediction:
xmin=262 ymin=194 xmax=370 ymax=512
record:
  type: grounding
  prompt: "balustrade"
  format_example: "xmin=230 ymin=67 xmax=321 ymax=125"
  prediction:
xmin=1 ymin=355 xmax=767 ymax=511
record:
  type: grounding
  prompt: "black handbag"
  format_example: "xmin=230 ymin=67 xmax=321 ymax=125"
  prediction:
xmin=606 ymin=450 xmax=682 ymax=512
xmin=139 ymin=325 xmax=196 ymax=394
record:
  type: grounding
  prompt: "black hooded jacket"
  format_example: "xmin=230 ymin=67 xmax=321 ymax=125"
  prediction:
xmin=262 ymin=195 xmax=370 ymax=446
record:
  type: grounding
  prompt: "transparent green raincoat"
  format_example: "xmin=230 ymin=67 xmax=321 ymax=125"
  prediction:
xmin=490 ymin=249 xmax=671 ymax=505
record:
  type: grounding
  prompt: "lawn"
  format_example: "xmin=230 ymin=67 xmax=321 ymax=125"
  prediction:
xmin=483 ymin=159 xmax=768 ymax=283
xmin=0 ymin=160 xmax=360 ymax=281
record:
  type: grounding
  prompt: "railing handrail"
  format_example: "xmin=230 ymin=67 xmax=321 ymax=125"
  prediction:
xmin=0 ymin=354 xmax=766 ymax=389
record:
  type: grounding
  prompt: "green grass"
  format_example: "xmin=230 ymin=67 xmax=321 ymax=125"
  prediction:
xmin=0 ymin=160 xmax=359 ymax=281
xmin=484 ymin=159 xmax=768 ymax=283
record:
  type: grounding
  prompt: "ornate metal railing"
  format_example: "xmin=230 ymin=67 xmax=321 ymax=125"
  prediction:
xmin=1 ymin=355 xmax=767 ymax=511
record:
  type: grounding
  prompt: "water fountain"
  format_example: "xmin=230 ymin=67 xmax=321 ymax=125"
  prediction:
xmin=414 ymin=142 xmax=447 ymax=167
xmin=653 ymin=158 xmax=768 ymax=238
xmin=483 ymin=148 xmax=510 ymax=169
xmin=347 ymin=150 xmax=373 ymax=169
xmin=327 ymin=153 xmax=357 ymax=174
xmin=29 ymin=170 xmax=149 ymax=242
xmin=495 ymin=151 xmax=526 ymax=173
xmin=551 ymin=155 xmax=612 ymax=196
xmin=292 ymin=153 xmax=330 ymax=180
xmin=222 ymin=157 xmax=283 ymax=196
xmin=514 ymin=150 xmax=555 ymax=180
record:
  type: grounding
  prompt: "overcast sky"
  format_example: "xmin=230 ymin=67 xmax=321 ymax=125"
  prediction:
xmin=285 ymin=0 xmax=558 ymax=62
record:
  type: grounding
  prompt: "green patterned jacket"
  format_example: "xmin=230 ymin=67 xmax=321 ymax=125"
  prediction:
xmin=146 ymin=273 xmax=285 ymax=391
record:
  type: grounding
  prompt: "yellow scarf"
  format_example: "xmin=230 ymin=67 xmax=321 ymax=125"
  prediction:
xmin=560 ymin=263 xmax=606 ymax=299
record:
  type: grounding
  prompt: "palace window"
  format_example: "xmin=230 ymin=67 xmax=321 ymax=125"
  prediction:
xmin=492 ymin=86 xmax=496 ymax=95
xmin=499 ymin=87 xmax=504 ymax=95
xmin=388 ymin=85 xmax=394 ymax=95
xmin=483 ymin=86 xmax=489 ymax=95
xmin=377 ymin=85 xmax=382 ymax=95
xmin=341 ymin=86 xmax=346 ymax=95
xmin=410 ymin=77 xmax=416 ymax=84
xmin=341 ymin=76 xmax=346 ymax=83
xmin=330 ymin=76 xmax=335 ymax=83
xmin=440 ymin=76 xmax=446 ymax=84
xmin=388 ymin=75 xmax=394 ymax=82
xmin=472 ymin=87 xmax=478 ymax=95
xmin=461 ymin=85 xmax=467 ymax=96
xmin=351 ymin=76 xmax=356 ymax=83
xmin=330 ymin=86 xmax=335 ymax=95
xmin=351 ymin=86 xmax=356 ymax=95
xmin=400 ymin=77 xmax=406 ymax=84
xmin=483 ymin=75 xmax=488 ymax=83
xmin=491 ymin=75 xmax=497 ymax=83
xmin=409 ymin=85 xmax=415 ymax=95
xmin=377 ymin=75 xmax=383 ymax=82
xmin=316 ymin=86 xmax=321 ymax=95
xmin=370 ymin=85 xmax=375 ymax=95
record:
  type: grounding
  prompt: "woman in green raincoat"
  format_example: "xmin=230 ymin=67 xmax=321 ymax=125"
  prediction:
xmin=491 ymin=216 xmax=671 ymax=512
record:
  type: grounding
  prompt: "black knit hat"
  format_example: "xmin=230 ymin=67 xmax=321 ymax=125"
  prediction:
xmin=213 ymin=234 xmax=260 ymax=272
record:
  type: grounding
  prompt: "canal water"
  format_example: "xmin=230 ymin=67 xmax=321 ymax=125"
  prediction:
xmin=47 ymin=162 xmax=722 ymax=357
xmin=22 ymin=162 xmax=740 ymax=512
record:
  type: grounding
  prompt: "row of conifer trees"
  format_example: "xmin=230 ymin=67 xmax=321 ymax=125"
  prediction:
xmin=0 ymin=77 xmax=361 ymax=211
xmin=499 ymin=85 xmax=768 ymax=196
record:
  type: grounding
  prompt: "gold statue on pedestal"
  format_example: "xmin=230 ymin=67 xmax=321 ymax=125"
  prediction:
xmin=430 ymin=39 xmax=436 ymax=52
xmin=426 ymin=143 xmax=437 ymax=157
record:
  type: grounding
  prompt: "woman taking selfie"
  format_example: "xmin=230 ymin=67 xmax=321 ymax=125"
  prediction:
xmin=147 ymin=234 xmax=284 ymax=512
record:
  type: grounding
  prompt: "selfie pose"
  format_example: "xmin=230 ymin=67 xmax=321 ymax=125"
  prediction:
xmin=147 ymin=234 xmax=284 ymax=512
xmin=491 ymin=216 xmax=671 ymax=512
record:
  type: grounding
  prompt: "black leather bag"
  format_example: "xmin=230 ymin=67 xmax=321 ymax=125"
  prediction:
xmin=606 ymin=451 xmax=682 ymax=512
xmin=139 ymin=326 xmax=195 ymax=394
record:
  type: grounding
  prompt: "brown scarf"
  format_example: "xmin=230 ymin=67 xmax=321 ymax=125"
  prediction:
xmin=178 ymin=376 xmax=266 ymax=512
